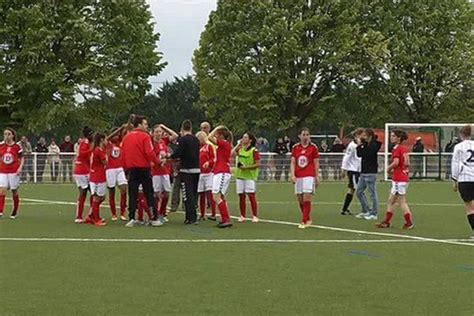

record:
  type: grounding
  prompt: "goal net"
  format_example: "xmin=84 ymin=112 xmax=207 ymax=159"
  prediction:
xmin=384 ymin=123 xmax=472 ymax=181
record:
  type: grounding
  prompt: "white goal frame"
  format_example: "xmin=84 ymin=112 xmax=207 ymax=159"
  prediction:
xmin=384 ymin=123 xmax=471 ymax=181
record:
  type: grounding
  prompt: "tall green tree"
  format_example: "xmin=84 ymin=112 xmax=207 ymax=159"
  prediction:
xmin=0 ymin=0 xmax=165 ymax=132
xmin=194 ymin=0 xmax=388 ymax=136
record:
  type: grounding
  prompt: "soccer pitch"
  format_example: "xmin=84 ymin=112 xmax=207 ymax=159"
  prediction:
xmin=0 ymin=182 xmax=473 ymax=315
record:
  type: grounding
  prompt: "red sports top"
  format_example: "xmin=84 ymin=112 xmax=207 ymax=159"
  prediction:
xmin=214 ymin=139 xmax=231 ymax=174
xmin=74 ymin=139 xmax=92 ymax=175
xmin=199 ymin=143 xmax=215 ymax=174
xmin=0 ymin=142 xmax=23 ymax=174
xmin=152 ymin=137 xmax=171 ymax=176
xmin=291 ymin=143 xmax=320 ymax=178
xmin=122 ymin=129 xmax=158 ymax=169
xmin=90 ymin=147 xmax=107 ymax=183
xmin=106 ymin=142 xmax=123 ymax=169
xmin=392 ymin=145 xmax=410 ymax=182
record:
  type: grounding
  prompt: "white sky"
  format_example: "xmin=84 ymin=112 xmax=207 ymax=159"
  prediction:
xmin=146 ymin=0 xmax=217 ymax=92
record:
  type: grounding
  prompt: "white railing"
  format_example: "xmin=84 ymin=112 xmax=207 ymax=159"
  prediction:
xmin=20 ymin=152 xmax=454 ymax=184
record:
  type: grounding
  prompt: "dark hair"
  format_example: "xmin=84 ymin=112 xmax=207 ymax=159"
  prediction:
xmin=132 ymin=115 xmax=147 ymax=128
xmin=299 ymin=127 xmax=310 ymax=135
xmin=181 ymin=119 xmax=192 ymax=132
xmin=460 ymin=124 xmax=472 ymax=139
xmin=364 ymin=128 xmax=375 ymax=139
xmin=82 ymin=126 xmax=94 ymax=139
xmin=92 ymin=132 xmax=106 ymax=149
xmin=245 ymin=132 xmax=257 ymax=148
xmin=4 ymin=127 xmax=17 ymax=142
xmin=217 ymin=126 xmax=233 ymax=144
xmin=392 ymin=129 xmax=408 ymax=143
xmin=352 ymin=128 xmax=364 ymax=138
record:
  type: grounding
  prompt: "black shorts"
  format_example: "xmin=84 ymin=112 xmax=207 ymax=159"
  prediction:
xmin=458 ymin=182 xmax=474 ymax=203
xmin=347 ymin=171 xmax=360 ymax=190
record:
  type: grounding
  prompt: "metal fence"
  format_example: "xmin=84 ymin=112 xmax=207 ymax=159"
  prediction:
xmin=19 ymin=152 xmax=455 ymax=184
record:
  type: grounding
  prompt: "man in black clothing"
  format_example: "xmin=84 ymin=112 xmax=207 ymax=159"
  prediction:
xmin=412 ymin=137 xmax=424 ymax=178
xmin=274 ymin=137 xmax=289 ymax=181
xmin=59 ymin=135 xmax=75 ymax=182
xmin=34 ymin=137 xmax=48 ymax=183
xmin=171 ymin=120 xmax=200 ymax=224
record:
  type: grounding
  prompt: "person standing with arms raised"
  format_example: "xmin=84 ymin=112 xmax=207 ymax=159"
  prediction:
xmin=170 ymin=120 xmax=201 ymax=224
xmin=121 ymin=115 xmax=161 ymax=227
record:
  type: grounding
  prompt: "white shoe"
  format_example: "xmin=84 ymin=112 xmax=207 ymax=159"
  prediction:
xmin=0 ymin=212 xmax=3 ymax=218
xmin=298 ymin=223 xmax=306 ymax=229
xmin=238 ymin=216 xmax=246 ymax=223
xmin=74 ymin=218 xmax=84 ymax=224
xmin=364 ymin=214 xmax=378 ymax=221
xmin=125 ymin=219 xmax=136 ymax=228
xmin=151 ymin=219 xmax=164 ymax=227
xmin=252 ymin=216 xmax=259 ymax=223
xmin=469 ymin=235 xmax=474 ymax=240
xmin=355 ymin=213 xmax=367 ymax=219
xmin=161 ymin=216 xmax=169 ymax=223
xmin=10 ymin=214 xmax=17 ymax=219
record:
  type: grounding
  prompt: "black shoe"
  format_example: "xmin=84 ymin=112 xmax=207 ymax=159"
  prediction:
xmin=207 ymin=216 xmax=217 ymax=221
xmin=341 ymin=210 xmax=353 ymax=215
xmin=217 ymin=222 xmax=233 ymax=228
xmin=184 ymin=219 xmax=191 ymax=225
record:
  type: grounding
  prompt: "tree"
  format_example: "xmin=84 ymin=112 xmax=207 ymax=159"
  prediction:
xmin=123 ymin=76 xmax=206 ymax=131
xmin=0 ymin=0 xmax=165 ymax=132
xmin=194 ymin=0 xmax=388 ymax=136
xmin=374 ymin=0 xmax=473 ymax=123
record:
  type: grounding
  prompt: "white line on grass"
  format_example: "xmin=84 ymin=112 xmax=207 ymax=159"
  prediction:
xmin=0 ymin=237 xmax=472 ymax=244
xmin=16 ymin=198 xmax=474 ymax=248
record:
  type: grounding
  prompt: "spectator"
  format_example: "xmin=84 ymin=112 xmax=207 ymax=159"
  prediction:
xmin=444 ymin=137 xmax=460 ymax=180
xmin=320 ymin=140 xmax=330 ymax=180
xmin=35 ymin=137 xmax=48 ymax=183
xmin=256 ymin=137 xmax=270 ymax=181
xmin=273 ymin=137 xmax=289 ymax=181
xmin=412 ymin=137 xmax=424 ymax=178
xmin=331 ymin=137 xmax=345 ymax=180
xmin=59 ymin=135 xmax=75 ymax=182
xmin=48 ymin=139 xmax=61 ymax=182
xmin=284 ymin=135 xmax=295 ymax=152
xmin=200 ymin=121 xmax=211 ymax=135
xmin=19 ymin=136 xmax=33 ymax=182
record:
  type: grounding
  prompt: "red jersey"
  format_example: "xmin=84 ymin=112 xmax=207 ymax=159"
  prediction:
xmin=152 ymin=137 xmax=171 ymax=176
xmin=392 ymin=145 xmax=409 ymax=182
xmin=106 ymin=142 xmax=123 ymax=169
xmin=90 ymin=147 xmax=107 ymax=183
xmin=214 ymin=139 xmax=231 ymax=174
xmin=74 ymin=139 xmax=92 ymax=175
xmin=292 ymin=143 xmax=320 ymax=178
xmin=199 ymin=143 xmax=215 ymax=174
xmin=0 ymin=142 xmax=23 ymax=174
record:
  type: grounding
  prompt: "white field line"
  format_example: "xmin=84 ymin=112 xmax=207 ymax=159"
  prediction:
xmin=15 ymin=198 xmax=474 ymax=248
xmin=0 ymin=237 xmax=472 ymax=244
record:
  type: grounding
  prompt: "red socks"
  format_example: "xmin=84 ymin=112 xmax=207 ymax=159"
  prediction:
xmin=218 ymin=199 xmax=230 ymax=223
xmin=120 ymin=192 xmax=127 ymax=216
xmin=208 ymin=191 xmax=216 ymax=216
xmin=92 ymin=199 xmax=102 ymax=222
xmin=199 ymin=193 xmax=206 ymax=217
xmin=12 ymin=194 xmax=19 ymax=215
xmin=302 ymin=201 xmax=311 ymax=224
xmin=384 ymin=211 xmax=394 ymax=224
xmin=404 ymin=211 xmax=413 ymax=226
xmin=239 ymin=194 xmax=246 ymax=217
xmin=109 ymin=194 xmax=116 ymax=216
xmin=0 ymin=195 xmax=5 ymax=213
xmin=248 ymin=193 xmax=258 ymax=217
xmin=76 ymin=194 xmax=86 ymax=219
xmin=159 ymin=195 xmax=168 ymax=217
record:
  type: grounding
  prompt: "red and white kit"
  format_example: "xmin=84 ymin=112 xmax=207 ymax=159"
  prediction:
xmin=198 ymin=143 xmax=215 ymax=193
xmin=292 ymin=143 xmax=320 ymax=194
xmin=0 ymin=141 xmax=23 ymax=190
xmin=212 ymin=139 xmax=232 ymax=195
xmin=73 ymin=139 xmax=92 ymax=189
xmin=90 ymin=147 xmax=107 ymax=197
xmin=152 ymin=137 xmax=172 ymax=193
xmin=391 ymin=145 xmax=410 ymax=195
xmin=106 ymin=142 xmax=127 ymax=188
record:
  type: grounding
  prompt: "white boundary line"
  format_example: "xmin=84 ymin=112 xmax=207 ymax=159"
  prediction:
xmin=10 ymin=198 xmax=474 ymax=248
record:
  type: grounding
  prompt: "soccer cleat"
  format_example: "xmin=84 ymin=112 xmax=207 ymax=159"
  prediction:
xmin=94 ymin=219 xmax=107 ymax=227
xmin=364 ymin=214 xmax=378 ymax=221
xmin=125 ymin=219 xmax=136 ymax=228
xmin=238 ymin=216 xmax=246 ymax=223
xmin=151 ymin=219 xmax=164 ymax=227
xmin=0 ymin=212 xmax=3 ymax=218
xmin=341 ymin=210 xmax=353 ymax=216
xmin=207 ymin=216 xmax=217 ymax=221
xmin=84 ymin=216 xmax=95 ymax=224
xmin=111 ymin=215 xmax=118 ymax=221
xmin=74 ymin=218 xmax=84 ymax=224
xmin=120 ymin=215 xmax=127 ymax=221
xmin=10 ymin=214 xmax=17 ymax=219
xmin=161 ymin=216 xmax=169 ymax=223
xmin=252 ymin=216 xmax=259 ymax=223
xmin=217 ymin=222 xmax=233 ymax=228
xmin=375 ymin=222 xmax=390 ymax=228
xmin=198 ymin=216 xmax=206 ymax=221
xmin=297 ymin=223 xmax=307 ymax=229
xmin=402 ymin=223 xmax=414 ymax=230
xmin=469 ymin=234 xmax=474 ymax=240
xmin=355 ymin=212 xmax=367 ymax=219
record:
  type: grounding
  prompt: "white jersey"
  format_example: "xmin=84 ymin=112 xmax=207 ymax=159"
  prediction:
xmin=451 ymin=140 xmax=474 ymax=182
xmin=341 ymin=141 xmax=361 ymax=172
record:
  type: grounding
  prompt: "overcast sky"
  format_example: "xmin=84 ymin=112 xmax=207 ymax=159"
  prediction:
xmin=146 ymin=0 xmax=217 ymax=92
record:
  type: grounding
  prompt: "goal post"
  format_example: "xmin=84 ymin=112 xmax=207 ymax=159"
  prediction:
xmin=384 ymin=123 xmax=472 ymax=181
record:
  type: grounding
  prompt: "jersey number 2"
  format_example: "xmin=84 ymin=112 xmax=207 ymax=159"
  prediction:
xmin=467 ymin=150 xmax=474 ymax=163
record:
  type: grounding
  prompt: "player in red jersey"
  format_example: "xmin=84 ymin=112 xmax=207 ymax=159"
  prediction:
xmin=290 ymin=128 xmax=320 ymax=229
xmin=151 ymin=124 xmax=178 ymax=221
xmin=208 ymin=126 xmax=233 ymax=228
xmin=85 ymin=133 xmax=108 ymax=226
xmin=0 ymin=128 xmax=24 ymax=219
xmin=376 ymin=130 xmax=414 ymax=229
xmin=196 ymin=131 xmax=216 ymax=220
xmin=73 ymin=126 xmax=94 ymax=223
xmin=106 ymin=131 xmax=128 ymax=222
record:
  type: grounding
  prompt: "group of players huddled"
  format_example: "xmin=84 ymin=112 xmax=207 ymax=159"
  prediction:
xmin=0 ymin=118 xmax=473 ymax=237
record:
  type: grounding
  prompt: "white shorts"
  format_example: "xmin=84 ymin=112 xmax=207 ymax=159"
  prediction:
xmin=106 ymin=168 xmax=127 ymax=188
xmin=74 ymin=174 xmax=89 ymax=189
xmin=295 ymin=177 xmax=315 ymax=195
xmin=90 ymin=182 xmax=107 ymax=197
xmin=0 ymin=173 xmax=20 ymax=190
xmin=198 ymin=173 xmax=214 ymax=193
xmin=391 ymin=181 xmax=408 ymax=195
xmin=212 ymin=173 xmax=231 ymax=195
xmin=153 ymin=175 xmax=171 ymax=193
xmin=236 ymin=179 xmax=256 ymax=194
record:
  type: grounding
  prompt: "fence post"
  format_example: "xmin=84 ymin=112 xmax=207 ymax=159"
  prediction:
xmin=33 ymin=153 xmax=37 ymax=183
